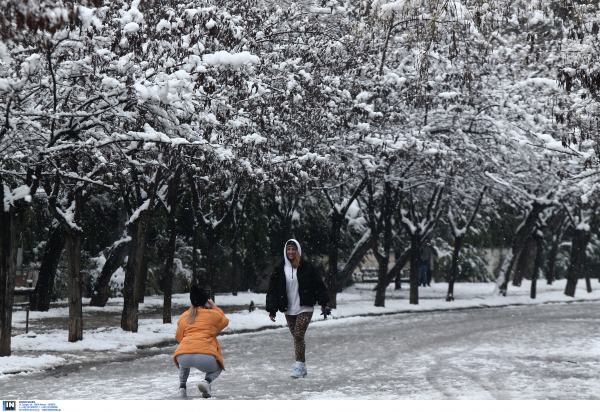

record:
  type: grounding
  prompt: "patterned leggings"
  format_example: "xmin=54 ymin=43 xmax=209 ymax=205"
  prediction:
xmin=285 ymin=312 xmax=312 ymax=362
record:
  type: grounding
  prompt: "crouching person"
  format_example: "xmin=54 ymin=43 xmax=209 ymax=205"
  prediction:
xmin=174 ymin=285 xmax=229 ymax=398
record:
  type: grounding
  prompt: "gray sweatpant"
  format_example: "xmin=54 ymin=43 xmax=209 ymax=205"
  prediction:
xmin=176 ymin=353 xmax=222 ymax=384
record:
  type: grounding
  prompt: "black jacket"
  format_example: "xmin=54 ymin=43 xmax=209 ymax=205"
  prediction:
xmin=265 ymin=259 xmax=329 ymax=316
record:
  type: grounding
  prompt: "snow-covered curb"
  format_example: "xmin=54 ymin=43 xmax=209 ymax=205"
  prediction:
xmin=3 ymin=279 xmax=598 ymax=376
xmin=0 ymin=354 xmax=68 ymax=375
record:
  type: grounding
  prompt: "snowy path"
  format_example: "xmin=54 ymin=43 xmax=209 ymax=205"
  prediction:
xmin=2 ymin=301 xmax=600 ymax=400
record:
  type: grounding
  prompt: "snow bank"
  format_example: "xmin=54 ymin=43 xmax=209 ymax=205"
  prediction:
xmin=11 ymin=320 xmax=177 ymax=353
xmin=0 ymin=354 xmax=67 ymax=375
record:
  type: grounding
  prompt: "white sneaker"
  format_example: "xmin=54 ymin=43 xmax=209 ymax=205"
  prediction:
xmin=198 ymin=380 xmax=212 ymax=398
xmin=178 ymin=387 xmax=187 ymax=398
xmin=291 ymin=366 xmax=303 ymax=378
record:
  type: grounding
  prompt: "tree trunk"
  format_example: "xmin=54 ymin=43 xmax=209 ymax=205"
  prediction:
xmin=328 ymin=284 xmax=342 ymax=308
xmin=497 ymin=202 xmax=546 ymax=296
xmin=0 ymin=208 xmax=21 ymax=356
xmin=445 ymin=187 xmax=485 ymax=301
xmin=565 ymin=229 xmax=590 ymax=297
xmin=331 ymin=231 xmax=372 ymax=307
xmin=366 ymin=181 xmax=396 ymax=308
xmin=394 ymin=272 xmax=402 ymax=290
xmin=0 ymin=213 xmax=13 ymax=357
xmin=386 ymin=249 xmax=411 ymax=287
xmin=230 ymin=220 xmax=242 ymax=297
xmin=446 ymin=236 xmax=463 ymax=301
xmin=409 ymin=235 xmax=419 ymax=305
xmin=0 ymin=169 xmax=39 ymax=355
xmin=530 ymin=235 xmax=544 ymax=299
xmin=545 ymin=233 xmax=560 ymax=285
xmin=46 ymin=172 xmax=86 ymax=342
xmin=230 ymin=235 xmax=240 ymax=297
xmin=89 ymin=239 xmax=129 ymax=307
xmin=544 ymin=215 xmax=566 ymax=285
xmin=204 ymin=235 xmax=218 ymax=294
xmin=121 ymin=213 xmax=151 ymax=332
xmin=192 ymin=222 xmax=198 ymax=285
xmin=322 ymin=179 xmax=368 ymax=309
xmin=374 ymin=256 xmax=389 ymax=307
xmin=65 ymin=234 xmax=83 ymax=342
xmin=162 ymin=170 xmax=180 ymax=323
xmin=327 ymin=214 xmax=343 ymax=309
xmin=230 ymin=195 xmax=247 ymax=297
xmin=137 ymin=251 xmax=149 ymax=304
xmin=162 ymin=215 xmax=177 ymax=323
xmin=30 ymin=225 xmax=65 ymax=311
xmin=564 ymin=233 xmax=580 ymax=298
xmin=512 ymin=235 xmax=535 ymax=287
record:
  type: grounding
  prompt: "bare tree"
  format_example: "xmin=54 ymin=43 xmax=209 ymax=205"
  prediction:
xmin=30 ymin=224 xmax=65 ymax=311
xmin=495 ymin=195 xmax=553 ymax=296
xmin=0 ymin=168 xmax=40 ymax=355
xmin=446 ymin=187 xmax=486 ymax=301
xmin=322 ymin=177 xmax=368 ymax=308
xmin=363 ymin=179 xmax=400 ymax=307
xmin=401 ymin=184 xmax=445 ymax=305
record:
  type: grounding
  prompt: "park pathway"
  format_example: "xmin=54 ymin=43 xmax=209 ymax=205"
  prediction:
xmin=2 ymin=301 xmax=599 ymax=399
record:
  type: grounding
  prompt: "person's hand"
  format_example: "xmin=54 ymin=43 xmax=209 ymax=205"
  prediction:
xmin=269 ymin=314 xmax=276 ymax=322
xmin=207 ymin=299 xmax=216 ymax=309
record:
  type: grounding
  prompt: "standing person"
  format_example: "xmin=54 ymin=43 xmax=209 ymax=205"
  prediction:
xmin=266 ymin=239 xmax=329 ymax=379
xmin=174 ymin=285 xmax=229 ymax=398
xmin=418 ymin=240 xmax=433 ymax=287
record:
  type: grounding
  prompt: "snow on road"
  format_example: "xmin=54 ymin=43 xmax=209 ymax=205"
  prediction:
xmin=2 ymin=301 xmax=599 ymax=399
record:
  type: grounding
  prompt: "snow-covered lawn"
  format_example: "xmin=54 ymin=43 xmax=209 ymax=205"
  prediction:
xmin=3 ymin=278 xmax=599 ymax=376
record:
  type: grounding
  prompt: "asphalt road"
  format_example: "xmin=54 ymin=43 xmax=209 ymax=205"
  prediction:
xmin=2 ymin=301 xmax=599 ymax=399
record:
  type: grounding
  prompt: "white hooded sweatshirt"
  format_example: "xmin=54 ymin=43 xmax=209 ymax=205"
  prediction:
xmin=284 ymin=239 xmax=314 ymax=316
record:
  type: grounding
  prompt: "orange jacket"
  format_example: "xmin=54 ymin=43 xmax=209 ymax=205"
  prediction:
xmin=173 ymin=306 xmax=229 ymax=370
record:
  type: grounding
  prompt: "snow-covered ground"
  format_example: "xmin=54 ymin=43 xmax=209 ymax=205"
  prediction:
xmin=2 ymin=298 xmax=600 ymax=399
xmin=2 ymin=279 xmax=599 ymax=376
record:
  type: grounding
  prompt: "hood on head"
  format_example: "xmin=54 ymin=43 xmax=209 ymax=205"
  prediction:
xmin=283 ymin=239 xmax=301 ymax=262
